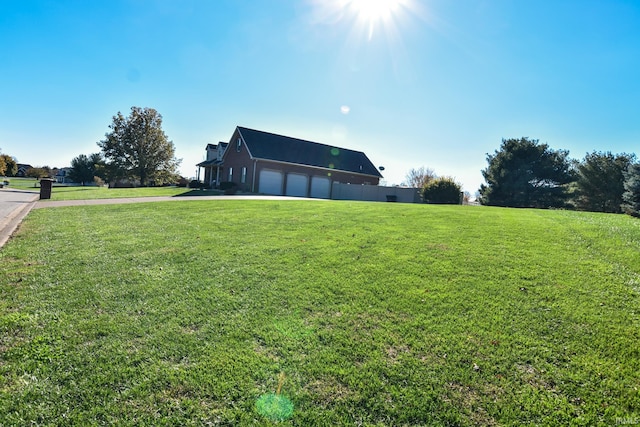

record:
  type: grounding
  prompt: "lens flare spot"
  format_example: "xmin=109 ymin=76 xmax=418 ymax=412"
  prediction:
xmin=256 ymin=394 xmax=294 ymax=421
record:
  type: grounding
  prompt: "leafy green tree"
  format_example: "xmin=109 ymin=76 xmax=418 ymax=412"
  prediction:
xmin=573 ymin=152 xmax=635 ymax=213
xmin=69 ymin=153 xmax=104 ymax=185
xmin=25 ymin=167 xmax=50 ymax=179
xmin=422 ymin=177 xmax=462 ymax=204
xmin=0 ymin=152 xmax=5 ymax=176
xmin=479 ymin=137 xmax=573 ymax=208
xmin=97 ymin=107 xmax=181 ymax=186
xmin=622 ymin=163 xmax=640 ymax=217
xmin=1 ymin=154 xmax=18 ymax=176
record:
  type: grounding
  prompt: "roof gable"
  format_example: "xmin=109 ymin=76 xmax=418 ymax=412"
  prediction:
xmin=206 ymin=142 xmax=228 ymax=150
xmin=236 ymin=127 xmax=382 ymax=178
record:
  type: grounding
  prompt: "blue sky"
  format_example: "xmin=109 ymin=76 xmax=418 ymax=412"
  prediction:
xmin=1 ymin=0 xmax=639 ymax=192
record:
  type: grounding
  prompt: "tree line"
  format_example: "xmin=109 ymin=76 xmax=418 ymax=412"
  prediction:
xmin=479 ymin=137 xmax=639 ymax=217
xmin=6 ymin=107 xmax=640 ymax=217
xmin=0 ymin=151 xmax=58 ymax=179
xmin=2 ymin=107 xmax=181 ymax=187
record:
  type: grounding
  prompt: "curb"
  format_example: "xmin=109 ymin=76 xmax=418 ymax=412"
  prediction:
xmin=0 ymin=194 xmax=39 ymax=249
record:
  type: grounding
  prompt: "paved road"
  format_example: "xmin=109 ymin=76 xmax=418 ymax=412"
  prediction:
xmin=0 ymin=188 xmax=39 ymax=248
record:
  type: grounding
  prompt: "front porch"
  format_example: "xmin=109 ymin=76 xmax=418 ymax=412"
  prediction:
xmin=196 ymin=159 xmax=224 ymax=188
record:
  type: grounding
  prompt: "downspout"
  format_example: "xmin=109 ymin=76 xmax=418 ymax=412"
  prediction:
xmin=252 ymin=160 xmax=257 ymax=193
xmin=329 ymin=178 xmax=334 ymax=200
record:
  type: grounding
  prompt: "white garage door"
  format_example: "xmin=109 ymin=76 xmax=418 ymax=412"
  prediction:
xmin=259 ymin=169 xmax=283 ymax=195
xmin=285 ymin=173 xmax=308 ymax=197
xmin=310 ymin=176 xmax=331 ymax=199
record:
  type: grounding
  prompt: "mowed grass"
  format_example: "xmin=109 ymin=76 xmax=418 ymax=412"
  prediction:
xmin=44 ymin=185 xmax=197 ymax=201
xmin=3 ymin=178 xmax=209 ymax=200
xmin=1 ymin=200 xmax=639 ymax=425
xmin=1 ymin=177 xmax=40 ymax=191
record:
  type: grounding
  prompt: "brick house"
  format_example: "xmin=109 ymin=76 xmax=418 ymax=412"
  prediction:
xmin=196 ymin=142 xmax=228 ymax=187
xmin=199 ymin=126 xmax=383 ymax=198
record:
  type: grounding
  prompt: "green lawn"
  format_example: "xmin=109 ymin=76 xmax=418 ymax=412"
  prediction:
xmin=41 ymin=185 xmax=212 ymax=201
xmin=1 ymin=201 xmax=639 ymax=425
xmin=1 ymin=177 xmax=40 ymax=191
xmin=2 ymin=177 xmax=216 ymax=200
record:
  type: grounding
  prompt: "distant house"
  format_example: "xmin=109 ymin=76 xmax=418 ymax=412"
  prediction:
xmin=16 ymin=164 xmax=33 ymax=177
xmin=197 ymin=126 xmax=382 ymax=198
xmin=196 ymin=142 xmax=228 ymax=187
xmin=54 ymin=167 xmax=75 ymax=184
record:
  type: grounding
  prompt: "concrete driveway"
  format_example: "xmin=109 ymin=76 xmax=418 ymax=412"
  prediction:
xmin=0 ymin=188 xmax=39 ymax=248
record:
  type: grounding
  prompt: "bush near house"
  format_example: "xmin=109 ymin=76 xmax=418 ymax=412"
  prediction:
xmin=189 ymin=179 xmax=205 ymax=189
xmin=220 ymin=181 xmax=238 ymax=194
xmin=422 ymin=177 xmax=462 ymax=204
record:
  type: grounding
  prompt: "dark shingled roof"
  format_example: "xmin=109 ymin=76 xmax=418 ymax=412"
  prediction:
xmin=206 ymin=142 xmax=228 ymax=150
xmin=236 ymin=127 xmax=383 ymax=178
xmin=196 ymin=159 xmax=222 ymax=167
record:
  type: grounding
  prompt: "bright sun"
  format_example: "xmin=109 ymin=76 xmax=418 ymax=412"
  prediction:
xmin=346 ymin=0 xmax=405 ymax=40
xmin=349 ymin=0 xmax=401 ymax=21
xmin=307 ymin=0 xmax=421 ymax=45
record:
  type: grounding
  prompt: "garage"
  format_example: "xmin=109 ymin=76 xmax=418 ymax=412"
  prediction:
xmin=259 ymin=169 xmax=283 ymax=195
xmin=285 ymin=173 xmax=308 ymax=197
xmin=310 ymin=176 xmax=331 ymax=199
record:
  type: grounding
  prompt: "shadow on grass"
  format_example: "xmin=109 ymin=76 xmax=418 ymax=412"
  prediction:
xmin=173 ymin=189 xmax=224 ymax=197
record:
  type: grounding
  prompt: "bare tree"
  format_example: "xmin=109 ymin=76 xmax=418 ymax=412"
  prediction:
xmin=403 ymin=166 xmax=436 ymax=188
xmin=463 ymin=191 xmax=472 ymax=204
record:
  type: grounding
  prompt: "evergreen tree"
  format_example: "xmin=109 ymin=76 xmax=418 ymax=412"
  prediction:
xmin=480 ymin=138 xmax=573 ymax=208
xmin=622 ymin=163 xmax=640 ymax=217
xmin=69 ymin=153 xmax=104 ymax=185
xmin=573 ymin=152 xmax=635 ymax=213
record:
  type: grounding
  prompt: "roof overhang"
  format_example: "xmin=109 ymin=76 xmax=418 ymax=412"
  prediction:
xmin=253 ymin=158 xmax=382 ymax=179
xmin=196 ymin=159 xmax=223 ymax=167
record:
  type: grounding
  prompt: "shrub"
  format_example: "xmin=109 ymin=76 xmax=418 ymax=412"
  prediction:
xmin=176 ymin=177 xmax=189 ymax=187
xmin=422 ymin=177 xmax=462 ymax=204
xmin=622 ymin=163 xmax=640 ymax=217
xmin=189 ymin=180 xmax=203 ymax=189
xmin=220 ymin=181 xmax=238 ymax=195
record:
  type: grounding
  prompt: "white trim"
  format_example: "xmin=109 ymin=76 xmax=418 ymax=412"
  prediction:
xmin=235 ymin=127 xmax=254 ymax=159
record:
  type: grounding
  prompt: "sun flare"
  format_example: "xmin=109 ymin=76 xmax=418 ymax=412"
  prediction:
xmin=345 ymin=0 xmax=407 ymax=40
xmin=307 ymin=0 xmax=422 ymax=46
xmin=349 ymin=0 xmax=401 ymax=22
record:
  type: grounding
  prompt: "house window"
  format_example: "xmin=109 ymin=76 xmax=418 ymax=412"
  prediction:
xmin=241 ymin=167 xmax=247 ymax=184
xmin=236 ymin=138 xmax=242 ymax=152
xmin=228 ymin=167 xmax=233 ymax=181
